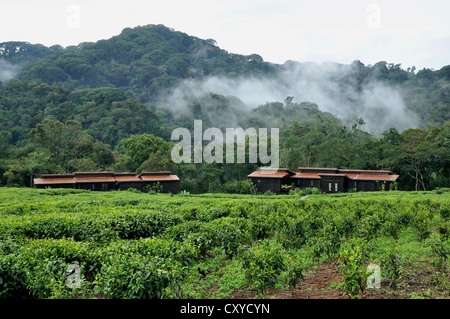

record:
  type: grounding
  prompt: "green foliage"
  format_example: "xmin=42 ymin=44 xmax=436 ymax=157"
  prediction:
xmin=381 ymin=242 xmax=404 ymax=286
xmin=0 ymin=238 xmax=96 ymax=298
xmin=311 ymin=226 xmax=342 ymax=262
xmin=240 ymin=240 xmax=289 ymax=295
xmin=147 ymin=181 xmax=163 ymax=194
xmin=411 ymin=208 xmax=433 ymax=241
xmin=290 ymin=187 xmax=322 ymax=197
xmin=338 ymin=241 xmax=371 ymax=299
xmin=117 ymin=133 xmax=173 ymax=172
xmin=239 ymin=239 xmax=305 ymax=295
xmin=440 ymin=204 xmax=450 ymax=219
xmin=0 ymin=188 xmax=449 ymax=299
xmin=427 ymin=232 xmax=449 ymax=270
xmin=28 ymin=119 xmax=114 ymax=173
xmin=93 ymin=243 xmax=191 ymax=299
xmin=223 ymin=179 xmax=254 ymax=194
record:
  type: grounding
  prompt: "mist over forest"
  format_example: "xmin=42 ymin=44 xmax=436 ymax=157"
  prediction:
xmin=0 ymin=24 xmax=448 ymax=192
xmin=162 ymin=61 xmax=421 ymax=135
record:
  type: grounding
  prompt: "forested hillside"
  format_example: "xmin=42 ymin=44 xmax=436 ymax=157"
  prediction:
xmin=0 ymin=24 xmax=448 ymax=191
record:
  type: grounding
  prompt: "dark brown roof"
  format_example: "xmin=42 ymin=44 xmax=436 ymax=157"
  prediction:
xmin=345 ymin=174 xmax=399 ymax=182
xmin=33 ymin=177 xmax=75 ymax=185
xmin=112 ymin=172 xmax=141 ymax=183
xmin=291 ymin=172 xmax=321 ymax=179
xmin=113 ymin=172 xmax=137 ymax=176
xmin=74 ymin=171 xmax=114 ymax=177
xmin=318 ymin=173 xmax=348 ymax=177
xmin=298 ymin=167 xmax=337 ymax=171
xmin=74 ymin=177 xmax=116 ymax=183
xmin=248 ymin=167 xmax=296 ymax=179
xmin=249 ymin=167 xmax=399 ymax=183
xmin=248 ymin=171 xmax=292 ymax=179
xmin=138 ymin=171 xmax=172 ymax=177
xmin=139 ymin=174 xmax=180 ymax=181
xmin=338 ymin=169 xmax=392 ymax=175
xmin=33 ymin=171 xmax=180 ymax=186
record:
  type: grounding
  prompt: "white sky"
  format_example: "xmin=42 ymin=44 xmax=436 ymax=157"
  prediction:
xmin=1 ymin=0 xmax=449 ymax=70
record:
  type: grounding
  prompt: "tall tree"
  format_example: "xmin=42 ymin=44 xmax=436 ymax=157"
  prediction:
xmin=28 ymin=119 xmax=114 ymax=172
xmin=116 ymin=133 xmax=174 ymax=172
xmin=398 ymin=129 xmax=433 ymax=191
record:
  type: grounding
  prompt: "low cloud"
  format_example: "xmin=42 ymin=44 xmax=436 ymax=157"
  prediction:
xmin=159 ymin=61 xmax=419 ymax=135
xmin=0 ymin=58 xmax=22 ymax=82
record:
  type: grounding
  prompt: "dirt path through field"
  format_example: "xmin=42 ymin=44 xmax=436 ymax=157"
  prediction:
xmin=231 ymin=260 xmax=397 ymax=299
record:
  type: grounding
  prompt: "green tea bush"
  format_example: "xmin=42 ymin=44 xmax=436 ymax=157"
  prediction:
xmin=102 ymin=238 xmax=199 ymax=266
xmin=0 ymin=209 xmax=185 ymax=242
xmin=427 ymin=232 xmax=449 ymax=269
xmin=94 ymin=254 xmax=187 ymax=299
xmin=411 ymin=208 xmax=433 ymax=241
xmin=311 ymin=225 xmax=342 ymax=262
xmin=206 ymin=217 xmax=250 ymax=256
xmin=440 ymin=204 xmax=450 ymax=220
xmin=0 ymin=254 xmax=29 ymax=298
xmin=381 ymin=242 xmax=404 ymax=286
xmin=239 ymin=239 xmax=304 ymax=295
xmin=240 ymin=240 xmax=286 ymax=294
xmin=338 ymin=241 xmax=371 ymax=299
xmin=0 ymin=239 xmax=94 ymax=299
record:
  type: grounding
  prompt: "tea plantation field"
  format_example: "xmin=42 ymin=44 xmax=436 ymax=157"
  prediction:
xmin=1 ymin=187 xmax=449 ymax=299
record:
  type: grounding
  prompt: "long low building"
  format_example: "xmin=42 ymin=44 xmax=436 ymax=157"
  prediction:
xmin=33 ymin=171 xmax=180 ymax=193
xmin=248 ymin=167 xmax=399 ymax=194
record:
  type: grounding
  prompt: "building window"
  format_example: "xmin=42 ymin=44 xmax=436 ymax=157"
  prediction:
xmin=311 ymin=180 xmax=313 ymax=186
xmin=328 ymin=183 xmax=331 ymax=192
xmin=335 ymin=183 xmax=338 ymax=192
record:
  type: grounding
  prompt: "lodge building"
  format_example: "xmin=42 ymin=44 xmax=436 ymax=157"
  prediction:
xmin=33 ymin=171 xmax=180 ymax=193
xmin=248 ymin=167 xmax=399 ymax=194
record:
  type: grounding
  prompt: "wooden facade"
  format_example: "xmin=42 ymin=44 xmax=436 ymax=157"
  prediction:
xmin=248 ymin=167 xmax=399 ymax=194
xmin=247 ymin=168 xmax=295 ymax=194
xmin=33 ymin=171 xmax=180 ymax=194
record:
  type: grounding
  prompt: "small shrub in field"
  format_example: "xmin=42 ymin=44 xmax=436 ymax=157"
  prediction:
xmin=411 ymin=209 xmax=432 ymax=241
xmin=289 ymin=187 xmax=322 ymax=197
xmin=94 ymin=254 xmax=187 ymax=299
xmin=0 ymin=254 xmax=28 ymax=298
xmin=338 ymin=242 xmax=371 ymax=299
xmin=312 ymin=225 xmax=342 ymax=262
xmin=126 ymin=187 xmax=142 ymax=193
xmin=440 ymin=204 xmax=450 ymax=220
xmin=239 ymin=240 xmax=304 ymax=295
xmin=178 ymin=190 xmax=190 ymax=196
xmin=282 ymin=253 xmax=305 ymax=291
xmin=381 ymin=242 xmax=404 ymax=286
xmin=437 ymin=219 xmax=450 ymax=239
xmin=427 ymin=232 xmax=449 ymax=270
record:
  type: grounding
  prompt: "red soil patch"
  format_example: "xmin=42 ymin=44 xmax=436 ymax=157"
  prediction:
xmin=230 ymin=259 xmax=444 ymax=299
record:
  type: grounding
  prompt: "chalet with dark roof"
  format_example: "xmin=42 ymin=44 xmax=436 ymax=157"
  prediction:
xmin=33 ymin=171 xmax=180 ymax=193
xmin=248 ymin=167 xmax=399 ymax=194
